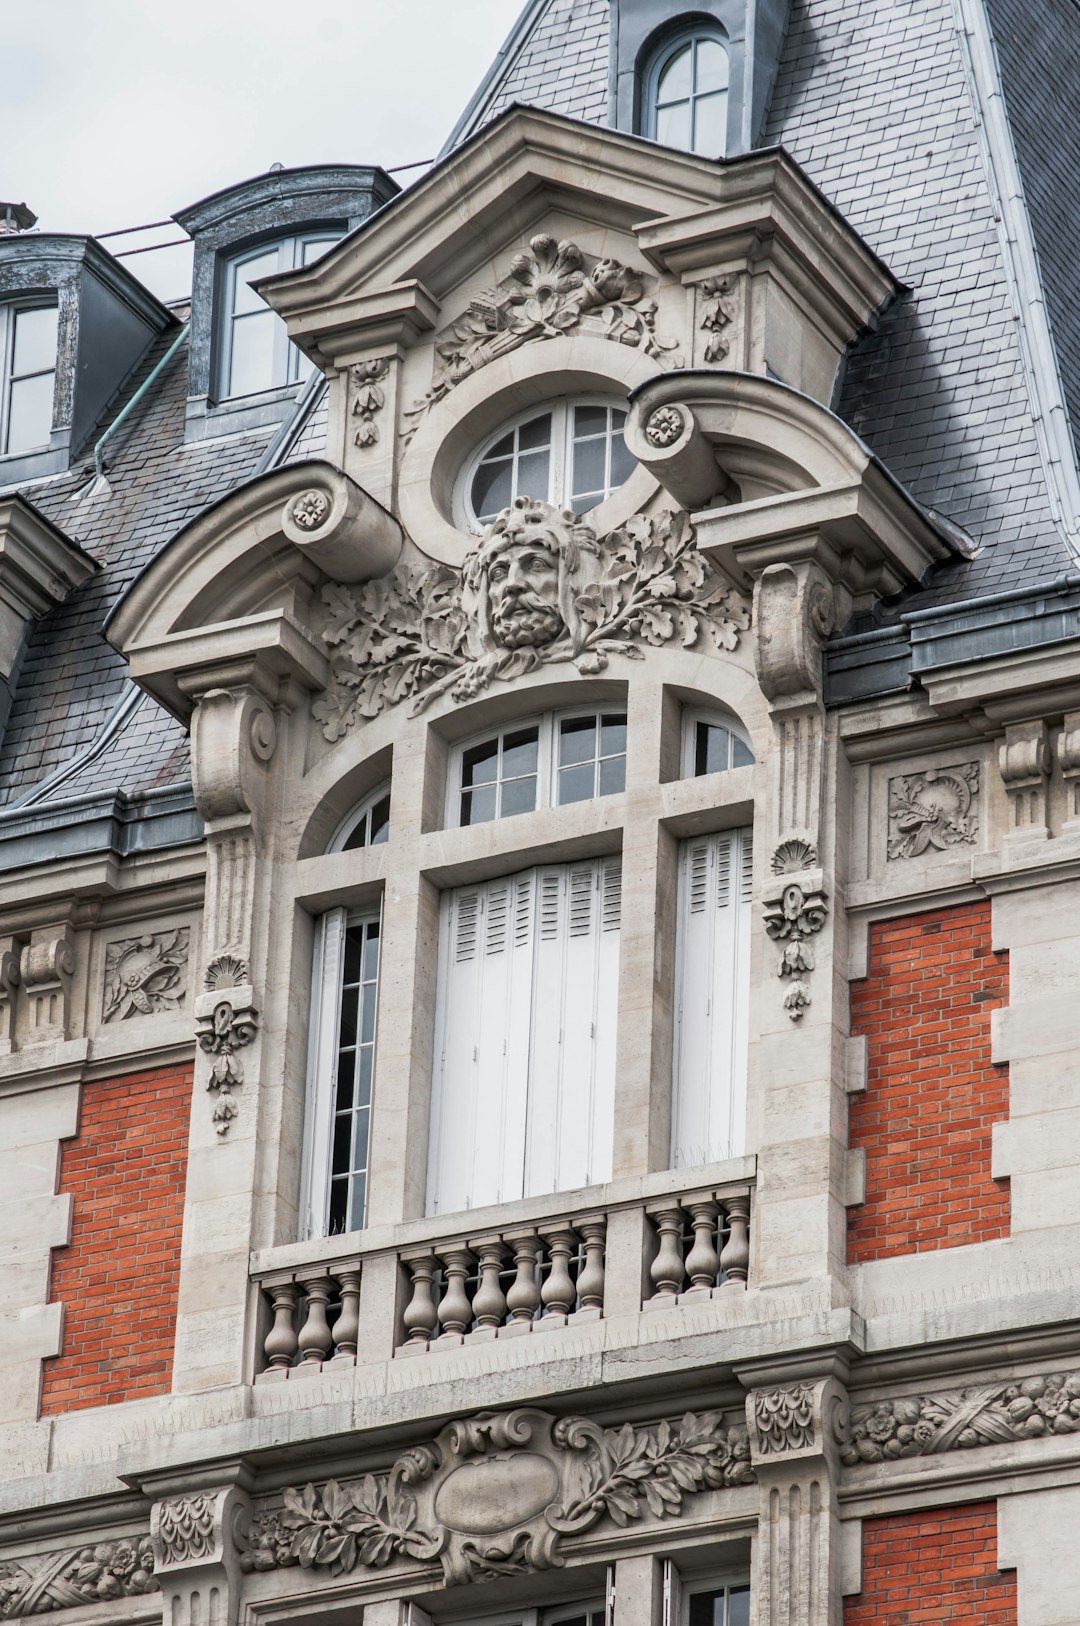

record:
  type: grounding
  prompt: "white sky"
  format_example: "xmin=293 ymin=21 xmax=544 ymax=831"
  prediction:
xmin=1 ymin=1 xmax=524 ymax=301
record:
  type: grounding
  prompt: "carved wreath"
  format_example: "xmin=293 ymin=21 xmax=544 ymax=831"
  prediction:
xmin=313 ymin=504 xmax=749 ymax=742
xmin=240 ymin=1407 xmax=751 ymax=1586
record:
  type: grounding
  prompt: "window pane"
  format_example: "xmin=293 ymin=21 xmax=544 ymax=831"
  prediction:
xmin=355 ymin=1044 xmax=373 ymax=1109
xmin=573 ymin=404 xmax=607 ymax=437
xmin=695 ymin=37 xmax=729 ymax=91
xmin=558 ymin=761 xmax=596 ymax=804
xmin=335 ymin=1050 xmax=355 ymax=1112
xmin=362 ymin=921 xmax=380 ymax=980
xmin=518 ymin=411 xmax=552 ymax=450
xmin=332 ymin=1112 xmax=353 ymax=1173
xmin=11 ymin=305 xmax=58 ymax=375
xmin=560 ymin=716 xmax=597 ymax=765
xmin=688 ymin=1592 xmax=725 ymax=1626
xmin=227 ymin=309 xmax=278 ymax=396
xmin=328 ymin=1177 xmax=348 ymax=1232
xmin=657 ymin=41 xmax=693 ymax=101
xmin=348 ymin=1169 xmax=367 ymax=1230
xmin=502 ymin=726 xmax=539 ymax=778
xmin=462 ymin=738 xmax=500 ymax=786
xmin=732 ymin=735 xmax=754 ymax=768
xmin=338 ymin=986 xmax=359 ymax=1047
xmin=571 ymin=434 xmax=606 ymax=499
xmin=598 ymin=754 xmax=626 ymax=796
xmin=500 ymin=775 xmax=537 ymax=817
xmin=343 ymin=928 xmax=363 ymax=984
xmin=570 ymin=489 xmax=604 ymax=514
xmin=692 ymin=89 xmax=728 ymax=155
xmin=231 ymin=248 xmax=280 ymax=315
xmin=300 ymin=234 xmax=337 ymax=266
xmin=359 ymin=985 xmax=377 ymax=1045
xmin=656 ymin=99 xmax=692 ymax=147
xmin=516 ymin=447 xmax=551 ymax=501
xmin=369 ymin=793 xmax=391 ymax=843
xmin=487 ymin=429 xmax=516 ymax=460
xmin=471 ymin=457 xmax=513 ymax=520
xmin=461 ymin=783 xmax=497 ymax=826
xmin=5 ymin=372 xmax=54 ymax=454
xmin=729 ymin=1589 xmax=751 ymax=1626
xmin=609 ymin=427 xmax=636 ymax=487
xmin=697 ymin=722 xmax=730 ymax=774
xmin=600 ymin=713 xmax=627 ymax=757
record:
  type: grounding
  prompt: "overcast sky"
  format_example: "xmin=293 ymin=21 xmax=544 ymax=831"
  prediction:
xmin=1 ymin=1 xmax=523 ymax=300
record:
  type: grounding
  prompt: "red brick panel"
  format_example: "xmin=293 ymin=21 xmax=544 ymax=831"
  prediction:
xmin=41 ymin=1063 xmax=191 ymax=1414
xmin=845 ymin=1504 xmax=1015 ymax=1626
xmin=849 ymin=901 xmax=1009 ymax=1261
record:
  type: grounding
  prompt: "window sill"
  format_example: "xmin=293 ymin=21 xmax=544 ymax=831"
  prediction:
xmin=183 ymin=383 xmax=306 ymax=443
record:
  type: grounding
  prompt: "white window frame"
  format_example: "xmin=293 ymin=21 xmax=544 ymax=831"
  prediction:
xmin=300 ymin=902 xmax=382 ymax=1240
xmin=455 ymin=397 xmax=634 ymax=532
xmin=681 ymin=708 xmax=755 ymax=779
xmin=446 ymin=706 xmax=629 ymax=828
xmin=329 ymin=780 xmax=392 ymax=852
xmin=454 ymin=1599 xmax=606 ymax=1626
xmin=217 ymin=230 xmax=339 ymax=401
xmin=0 ymin=298 xmax=58 ymax=457
xmin=664 ymin=1564 xmax=751 ymax=1626
xmin=644 ymin=27 xmax=730 ymax=158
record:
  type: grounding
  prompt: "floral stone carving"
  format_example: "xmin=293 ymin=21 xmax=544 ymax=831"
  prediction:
xmin=405 ymin=234 xmax=680 ymax=430
xmin=313 ymin=499 xmax=750 ymax=741
xmin=887 ymin=762 xmax=979 ymax=860
xmin=763 ymin=879 xmax=829 ymax=1021
xmin=0 ymin=1538 xmax=156 ymax=1618
xmin=842 ymin=1370 xmax=1080 ymax=1465
xmin=699 ymin=274 xmax=736 ymax=364
xmin=351 ymin=357 xmax=390 ymax=448
xmin=240 ymin=1405 xmax=752 ymax=1586
xmin=103 ymin=928 xmax=190 ymax=1022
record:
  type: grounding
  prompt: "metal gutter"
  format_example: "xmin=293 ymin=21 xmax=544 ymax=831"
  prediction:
xmin=89 ymin=321 xmax=190 ymax=491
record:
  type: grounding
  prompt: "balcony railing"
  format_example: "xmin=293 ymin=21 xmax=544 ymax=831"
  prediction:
xmin=252 ymin=1171 xmax=753 ymax=1381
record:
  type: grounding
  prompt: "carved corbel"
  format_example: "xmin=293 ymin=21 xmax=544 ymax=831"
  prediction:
xmin=753 ymin=559 xmax=835 ymax=707
xmin=19 ymin=929 xmax=75 ymax=1045
xmin=1058 ymin=711 xmax=1080 ymax=832
xmin=189 ymin=686 xmax=277 ymax=837
xmin=998 ymin=719 xmax=1051 ymax=844
xmin=745 ymin=1377 xmax=849 ymax=1626
xmin=151 ymin=1481 xmax=251 ymax=1626
xmin=0 ymin=939 xmax=19 ymax=1054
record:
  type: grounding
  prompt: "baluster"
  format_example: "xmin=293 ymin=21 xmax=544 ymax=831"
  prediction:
xmin=683 ymin=1198 xmax=720 ymax=1295
xmin=434 ymin=1245 xmax=474 ymax=1344
xmin=399 ymin=1251 xmax=438 ymax=1353
xmin=647 ymin=1203 xmax=686 ymax=1302
xmin=503 ymin=1231 xmax=541 ymax=1335
xmin=470 ymin=1235 xmax=507 ymax=1338
xmin=538 ymin=1226 xmax=577 ymax=1327
xmin=718 ymin=1193 xmax=751 ymax=1289
xmin=572 ymin=1215 xmax=606 ymax=1319
xmin=260 ymin=1280 xmax=298 ymax=1379
xmin=296 ymin=1271 xmax=333 ymax=1368
xmin=330 ymin=1267 xmax=361 ymax=1361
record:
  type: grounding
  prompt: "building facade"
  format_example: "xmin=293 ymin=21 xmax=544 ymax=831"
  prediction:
xmin=3 ymin=5 xmax=1080 ymax=1626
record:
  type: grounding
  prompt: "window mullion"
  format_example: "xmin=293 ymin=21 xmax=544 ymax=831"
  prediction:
xmin=553 ymin=401 xmax=570 ymax=507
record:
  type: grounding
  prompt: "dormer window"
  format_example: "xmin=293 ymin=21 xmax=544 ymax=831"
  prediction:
xmin=1 ymin=300 xmax=58 ymax=456
xmin=645 ymin=28 xmax=730 ymax=157
xmin=461 ymin=400 xmax=636 ymax=530
xmin=219 ymin=232 xmax=338 ymax=400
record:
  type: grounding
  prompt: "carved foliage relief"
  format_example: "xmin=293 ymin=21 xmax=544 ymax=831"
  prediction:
xmin=0 ymin=1539 xmax=156 ymax=1618
xmin=405 ymin=235 xmax=680 ymax=430
xmin=887 ymin=763 xmax=979 ymax=860
xmin=843 ymin=1370 xmax=1080 ymax=1465
xmin=313 ymin=500 xmax=749 ymax=741
xmin=103 ymin=928 xmax=190 ymax=1022
xmin=240 ymin=1406 xmax=751 ymax=1586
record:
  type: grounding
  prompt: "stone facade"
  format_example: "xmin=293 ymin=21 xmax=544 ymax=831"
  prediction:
xmin=4 ymin=7 xmax=1080 ymax=1626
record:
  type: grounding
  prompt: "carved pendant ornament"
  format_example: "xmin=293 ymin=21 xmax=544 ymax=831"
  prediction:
xmin=194 ymin=955 xmax=258 ymax=1135
xmin=405 ymin=234 xmax=680 ymax=431
xmin=102 ymin=927 xmax=190 ymax=1022
xmin=763 ymin=877 xmax=829 ymax=1021
xmin=239 ymin=1406 xmax=751 ymax=1586
xmin=887 ymin=762 xmax=979 ymax=860
xmin=313 ymin=500 xmax=749 ymax=740
xmin=351 ymin=357 xmax=390 ymax=448
xmin=0 ymin=1539 xmax=156 ymax=1618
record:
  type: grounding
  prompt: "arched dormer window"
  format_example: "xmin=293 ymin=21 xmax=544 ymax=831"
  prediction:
xmin=643 ymin=26 xmax=730 ymax=158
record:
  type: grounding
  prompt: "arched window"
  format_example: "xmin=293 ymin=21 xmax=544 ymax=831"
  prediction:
xmin=332 ymin=783 xmax=391 ymax=851
xmin=644 ymin=27 xmax=730 ymax=158
xmin=460 ymin=399 xmax=636 ymax=530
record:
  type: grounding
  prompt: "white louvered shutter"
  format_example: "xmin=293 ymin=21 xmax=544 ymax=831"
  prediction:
xmin=427 ymin=874 xmax=534 ymax=1214
xmin=671 ymin=828 xmax=752 ymax=1169
xmin=525 ymin=857 xmax=620 ymax=1196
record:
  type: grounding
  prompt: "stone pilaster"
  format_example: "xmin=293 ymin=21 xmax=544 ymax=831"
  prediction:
xmin=150 ymin=1477 xmax=252 ymax=1626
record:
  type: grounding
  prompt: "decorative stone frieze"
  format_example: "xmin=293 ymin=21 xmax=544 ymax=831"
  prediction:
xmin=19 ymin=931 xmax=75 ymax=1045
xmin=313 ymin=498 xmax=749 ymax=739
xmin=999 ymin=719 xmax=1052 ymax=843
xmin=195 ymin=963 xmax=259 ymax=1136
xmin=102 ymin=928 xmax=190 ymax=1022
xmin=887 ymin=763 xmax=979 ymax=860
xmin=404 ymin=233 xmax=680 ymax=432
xmin=350 ymin=357 xmax=391 ymax=447
xmin=0 ymin=1537 xmax=156 ymax=1617
xmin=763 ymin=877 xmax=829 ymax=1021
xmin=842 ymin=1369 xmax=1080 ymax=1465
xmin=240 ymin=1406 xmax=751 ymax=1585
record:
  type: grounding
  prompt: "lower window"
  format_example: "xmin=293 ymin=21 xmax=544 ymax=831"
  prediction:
xmin=428 ymin=857 xmax=622 ymax=1214
xmin=302 ymin=908 xmax=380 ymax=1236
xmin=671 ymin=829 xmax=752 ymax=1168
xmin=685 ymin=1581 xmax=750 ymax=1626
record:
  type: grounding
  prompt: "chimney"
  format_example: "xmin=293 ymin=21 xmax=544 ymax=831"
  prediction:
xmin=0 ymin=202 xmax=38 ymax=235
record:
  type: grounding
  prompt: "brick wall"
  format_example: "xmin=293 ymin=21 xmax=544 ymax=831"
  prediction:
xmin=845 ymin=1504 xmax=1015 ymax=1626
xmin=848 ymin=901 xmax=1009 ymax=1261
xmin=41 ymin=1063 xmax=191 ymax=1414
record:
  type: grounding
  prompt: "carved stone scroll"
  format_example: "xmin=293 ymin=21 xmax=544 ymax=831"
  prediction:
xmin=313 ymin=499 xmax=749 ymax=741
xmin=19 ymin=931 xmax=75 ymax=1045
xmin=239 ymin=1405 xmax=752 ymax=1586
xmin=999 ymin=719 xmax=1051 ymax=843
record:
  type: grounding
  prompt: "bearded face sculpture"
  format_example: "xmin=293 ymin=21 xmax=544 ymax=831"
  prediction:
xmin=462 ymin=495 xmax=601 ymax=656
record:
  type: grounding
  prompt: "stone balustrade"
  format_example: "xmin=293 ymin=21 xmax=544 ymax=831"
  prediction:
xmin=643 ymin=1186 xmax=751 ymax=1305
xmin=252 ymin=1174 xmax=753 ymax=1379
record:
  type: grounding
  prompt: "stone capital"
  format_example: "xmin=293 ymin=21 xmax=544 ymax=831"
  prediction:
xmin=745 ymin=1376 xmax=849 ymax=1474
xmin=150 ymin=1482 xmax=252 ymax=1626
